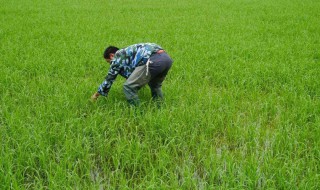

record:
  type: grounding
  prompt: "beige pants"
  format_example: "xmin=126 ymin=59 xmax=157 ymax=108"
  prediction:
xmin=123 ymin=52 xmax=173 ymax=105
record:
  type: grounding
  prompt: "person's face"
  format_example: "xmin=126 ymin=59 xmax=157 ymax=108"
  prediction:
xmin=105 ymin=53 xmax=114 ymax=64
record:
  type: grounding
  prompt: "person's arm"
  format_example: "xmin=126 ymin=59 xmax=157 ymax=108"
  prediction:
xmin=91 ymin=60 xmax=122 ymax=100
xmin=91 ymin=92 xmax=100 ymax=100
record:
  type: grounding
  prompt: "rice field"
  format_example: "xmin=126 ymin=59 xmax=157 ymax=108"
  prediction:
xmin=0 ymin=0 xmax=319 ymax=189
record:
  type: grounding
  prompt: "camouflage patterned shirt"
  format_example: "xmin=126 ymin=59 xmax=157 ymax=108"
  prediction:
xmin=97 ymin=43 xmax=163 ymax=96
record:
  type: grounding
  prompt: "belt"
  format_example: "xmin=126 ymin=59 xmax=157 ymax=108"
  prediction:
xmin=156 ymin=49 xmax=165 ymax=54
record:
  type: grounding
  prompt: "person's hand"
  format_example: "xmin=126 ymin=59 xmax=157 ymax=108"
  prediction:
xmin=91 ymin=92 xmax=100 ymax=101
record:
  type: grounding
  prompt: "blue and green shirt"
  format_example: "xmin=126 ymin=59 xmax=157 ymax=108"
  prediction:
xmin=97 ymin=43 xmax=163 ymax=96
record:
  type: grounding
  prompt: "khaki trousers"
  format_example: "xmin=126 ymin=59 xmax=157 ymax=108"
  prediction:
xmin=123 ymin=52 xmax=173 ymax=105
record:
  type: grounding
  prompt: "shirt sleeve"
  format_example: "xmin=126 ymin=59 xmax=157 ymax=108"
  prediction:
xmin=97 ymin=60 xmax=122 ymax=97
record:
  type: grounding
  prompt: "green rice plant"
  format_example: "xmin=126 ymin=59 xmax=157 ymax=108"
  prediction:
xmin=1 ymin=0 xmax=319 ymax=189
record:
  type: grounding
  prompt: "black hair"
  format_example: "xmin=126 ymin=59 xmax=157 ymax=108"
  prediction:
xmin=103 ymin=46 xmax=119 ymax=59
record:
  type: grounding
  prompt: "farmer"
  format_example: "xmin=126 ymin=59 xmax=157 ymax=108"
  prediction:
xmin=91 ymin=43 xmax=173 ymax=106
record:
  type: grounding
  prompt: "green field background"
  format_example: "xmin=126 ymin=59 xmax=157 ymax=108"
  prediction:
xmin=1 ymin=0 xmax=319 ymax=189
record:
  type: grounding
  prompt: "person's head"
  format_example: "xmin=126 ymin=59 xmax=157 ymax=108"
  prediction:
xmin=103 ymin=46 xmax=119 ymax=63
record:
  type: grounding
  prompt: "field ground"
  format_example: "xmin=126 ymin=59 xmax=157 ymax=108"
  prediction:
xmin=1 ymin=0 xmax=319 ymax=189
